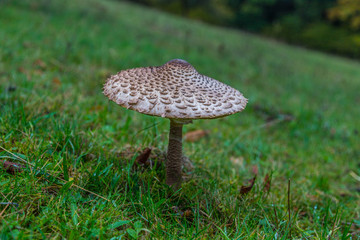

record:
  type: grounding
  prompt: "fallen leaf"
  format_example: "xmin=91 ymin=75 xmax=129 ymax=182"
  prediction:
xmin=121 ymin=146 xmax=164 ymax=169
xmin=2 ymin=161 xmax=25 ymax=174
xmin=184 ymin=130 xmax=209 ymax=142
xmin=263 ymin=174 xmax=271 ymax=193
xmin=135 ymin=148 xmax=152 ymax=165
xmin=240 ymin=176 xmax=256 ymax=196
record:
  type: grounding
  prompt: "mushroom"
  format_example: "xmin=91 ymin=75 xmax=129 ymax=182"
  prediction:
xmin=103 ymin=59 xmax=247 ymax=189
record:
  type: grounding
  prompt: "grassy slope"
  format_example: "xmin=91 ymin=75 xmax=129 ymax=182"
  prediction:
xmin=0 ymin=0 xmax=359 ymax=238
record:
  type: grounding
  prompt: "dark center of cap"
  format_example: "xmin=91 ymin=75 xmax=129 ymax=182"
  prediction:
xmin=167 ymin=59 xmax=190 ymax=65
xmin=162 ymin=59 xmax=195 ymax=73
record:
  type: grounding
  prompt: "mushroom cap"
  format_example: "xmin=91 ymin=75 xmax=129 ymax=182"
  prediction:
xmin=103 ymin=59 xmax=247 ymax=120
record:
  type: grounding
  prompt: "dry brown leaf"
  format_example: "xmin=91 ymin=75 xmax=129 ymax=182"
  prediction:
xmin=184 ymin=130 xmax=209 ymax=142
xmin=2 ymin=161 xmax=25 ymax=174
xmin=240 ymin=176 xmax=256 ymax=196
xmin=135 ymin=148 xmax=152 ymax=165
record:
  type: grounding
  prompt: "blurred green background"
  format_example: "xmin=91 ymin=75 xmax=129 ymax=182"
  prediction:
xmin=129 ymin=0 xmax=360 ymax=59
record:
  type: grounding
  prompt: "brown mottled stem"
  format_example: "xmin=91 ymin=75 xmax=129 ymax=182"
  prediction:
xmin=166 ymin=119 xmax=184 ymax=189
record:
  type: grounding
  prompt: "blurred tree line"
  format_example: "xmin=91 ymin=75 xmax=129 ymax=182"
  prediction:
xmin=126 ymin=0 xmax=360 ymax=59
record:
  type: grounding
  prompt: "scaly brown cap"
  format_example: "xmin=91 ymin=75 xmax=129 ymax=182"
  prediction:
xmin=103 ymin=59 xmax=247 ymax=119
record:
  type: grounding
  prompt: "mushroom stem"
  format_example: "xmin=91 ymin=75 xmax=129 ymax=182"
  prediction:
xmin=166 ymin=119 xmax=184 ymax=188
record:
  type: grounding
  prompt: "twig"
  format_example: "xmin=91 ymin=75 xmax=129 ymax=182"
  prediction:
xmin=0 ymin=201 xmax=11 ymax=218
xmin=288 ymin=178 xmax=291 ymax=239
xmin=0 ymin=146 xmax=110 ymax=202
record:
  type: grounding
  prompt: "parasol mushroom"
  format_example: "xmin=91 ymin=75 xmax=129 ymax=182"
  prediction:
xmin=103 ymin=59 xmax=247 ymax=189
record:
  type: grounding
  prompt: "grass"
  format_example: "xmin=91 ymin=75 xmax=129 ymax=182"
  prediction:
xmin=0 ymin=0 xmax=359 ymax=238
